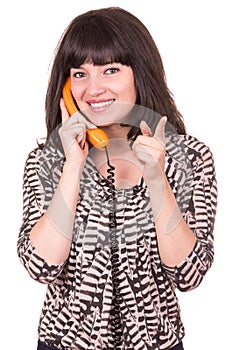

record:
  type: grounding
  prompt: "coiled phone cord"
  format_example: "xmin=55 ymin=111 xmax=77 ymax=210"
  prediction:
xmin=105 ymin=147 xmax=123 ymax=349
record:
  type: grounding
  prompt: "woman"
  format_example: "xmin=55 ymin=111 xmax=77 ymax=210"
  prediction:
xmin=17 ymin=7 xmax=217 ymax=350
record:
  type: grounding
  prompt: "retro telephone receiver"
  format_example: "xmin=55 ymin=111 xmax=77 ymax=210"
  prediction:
xmin=62 ymin=77 xmax=109 ymax=150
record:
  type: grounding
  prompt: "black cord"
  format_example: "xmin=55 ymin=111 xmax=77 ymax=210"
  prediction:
xmin=105 ymin=147 xmax=123 ymax=349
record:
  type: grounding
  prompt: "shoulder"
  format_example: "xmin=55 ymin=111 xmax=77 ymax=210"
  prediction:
xmin=166 ymin=132 xmax=216 ymax=181
xmin=179 ymin=134 xmax=215 ymax=166
xmin=24 ymin=129 xmax=64 ymax=170
xmin=180 ymin=134 xmax=212 ymax=153
xmin=22 ymin=147 xmax=44 ymax=184
xmin=166 ymin=132 xmax=214 ymax=160
xmin=178 ymin=134 xmax=217 ymax=182
xmin=24 ymin=147 xmax=43 ymax=167
xmin=166 ymin=132 xmax=214 ymax=162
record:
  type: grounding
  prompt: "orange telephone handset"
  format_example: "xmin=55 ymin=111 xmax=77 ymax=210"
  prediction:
xmin=62 ymin=77 xmax=109 ymax=150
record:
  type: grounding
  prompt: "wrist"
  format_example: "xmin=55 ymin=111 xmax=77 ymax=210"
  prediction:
xmin=145 ymin=169 xmax=166 ymax=188
xmin=60 ymin=161 xmax=83 ymax=190
xmin=63 ymin=157 xmax=85 ymax=173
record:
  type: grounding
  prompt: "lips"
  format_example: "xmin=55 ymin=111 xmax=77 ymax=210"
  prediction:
xmin=87 ymin=99 xmax=115 ymax=111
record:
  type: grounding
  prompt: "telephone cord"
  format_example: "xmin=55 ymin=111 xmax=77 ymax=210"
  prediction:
xmin=105 ymin=147 xmax=123 ymax=349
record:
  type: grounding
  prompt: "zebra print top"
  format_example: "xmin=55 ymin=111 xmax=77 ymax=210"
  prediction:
xmin=17 ymin=130 xmax=217 ymax=350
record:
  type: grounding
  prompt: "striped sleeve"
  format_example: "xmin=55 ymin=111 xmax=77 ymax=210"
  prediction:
xmin=17 ymin=148 xmax=65 ymax=284
xmin=163 ymin=137 xmax=218 ymax=291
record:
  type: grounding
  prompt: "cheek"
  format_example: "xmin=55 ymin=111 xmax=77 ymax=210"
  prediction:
xmin=71 ymin=81 xmax=86 ymax=100
xmin=73 ymin=88 xmax=82 ymax=98
xmin=126 ymin=73 xmax=137 ymax=102
xmin=125 ymin=84 xmax=136 ymax=103
xmin=72 ymin=89 xmax=85 ymax=108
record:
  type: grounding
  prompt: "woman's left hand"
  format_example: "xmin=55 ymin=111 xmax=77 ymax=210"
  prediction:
xmin=133 ymin=116 xmax=167 ymax=182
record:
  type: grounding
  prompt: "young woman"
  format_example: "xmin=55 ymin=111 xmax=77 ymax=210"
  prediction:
xmin=17 ymin=7 xmax=217 ymax=350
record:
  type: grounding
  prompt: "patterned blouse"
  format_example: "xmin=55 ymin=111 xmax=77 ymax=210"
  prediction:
xmin=17 ymin=129 xmax=217 ymax=350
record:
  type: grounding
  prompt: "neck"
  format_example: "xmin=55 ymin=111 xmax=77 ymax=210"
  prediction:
xmin=101 ymin=123 xmax=131 ymax=140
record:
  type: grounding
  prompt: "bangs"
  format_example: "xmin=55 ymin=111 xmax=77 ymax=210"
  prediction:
xmin=63 ymin=15 xmax=131 ymax=69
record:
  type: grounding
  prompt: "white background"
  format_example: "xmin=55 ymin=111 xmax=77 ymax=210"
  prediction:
xmin=0 ymin=0 xmax=231 ymax=349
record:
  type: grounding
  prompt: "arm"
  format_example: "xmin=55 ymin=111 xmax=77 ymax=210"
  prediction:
xmin=17 ymin=147 xmax=67 ymax=283
xmin=163 ymin=141 xmax=217 ymax=291
xmin=134 ymin=118 xmax=196 ymax=266
xmin=133 ymin=119 xmax=217 ymax=290
xmin=29 ymin=161 xmax=81 ymax=265
xmin=29 ymin=100 xmax=93 ymax=265
xmin=17 ymin=100 xmax=94 ymax=282
xmin=147 ymin=173 xmax=197 ymax=267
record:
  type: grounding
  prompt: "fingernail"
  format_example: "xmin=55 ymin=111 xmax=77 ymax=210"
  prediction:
xmin=140 ymin=120 xmax=147 ymax=127
xmin=88 ymin=123 xmax=97 ymax=130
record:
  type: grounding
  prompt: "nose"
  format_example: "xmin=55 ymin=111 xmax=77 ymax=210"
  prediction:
xmin=87 ymin=75 xmax=106 ymax=96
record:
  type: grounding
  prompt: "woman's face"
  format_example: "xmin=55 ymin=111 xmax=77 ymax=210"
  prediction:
xmin=70 ymin=62 xmax=136 ymax=126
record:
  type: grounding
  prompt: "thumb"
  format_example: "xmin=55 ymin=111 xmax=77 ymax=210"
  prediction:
xmin=140 ymin=120 xmax=152 ymax=136
xmin=154 ymin=116 xmax=167 ymax=145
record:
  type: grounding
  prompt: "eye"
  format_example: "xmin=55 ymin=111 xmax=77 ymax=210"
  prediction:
xmin=104 ymin=67 xmax=120 ymax=75
xmin=73 ymin=71 xmax=86 ymax=78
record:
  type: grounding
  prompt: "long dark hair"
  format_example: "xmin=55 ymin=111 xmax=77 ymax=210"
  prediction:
xmin=45 ymin=7 xmax=186 ymax=138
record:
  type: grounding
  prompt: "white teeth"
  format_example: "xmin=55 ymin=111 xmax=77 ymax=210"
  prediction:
xmin=90 ymin=100 xmax=114 ymax=108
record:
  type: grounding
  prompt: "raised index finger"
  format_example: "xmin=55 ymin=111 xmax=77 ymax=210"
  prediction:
xmin=154 ymin=116 xmax=167 ymax=145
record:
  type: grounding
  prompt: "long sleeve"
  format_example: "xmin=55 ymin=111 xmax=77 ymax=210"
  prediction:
xmin=17 ymin=147 xmax=66 ymax=284
xmin=162 ymin=136 xmax=218 ymax=291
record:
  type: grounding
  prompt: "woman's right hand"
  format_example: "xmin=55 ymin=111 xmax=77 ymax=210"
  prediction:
xmin=59 ymin=98 xmax=96 ymax=165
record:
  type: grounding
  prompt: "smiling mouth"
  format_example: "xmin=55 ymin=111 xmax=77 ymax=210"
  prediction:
xmin=88 ymin=99 xmax=115 ymax=109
